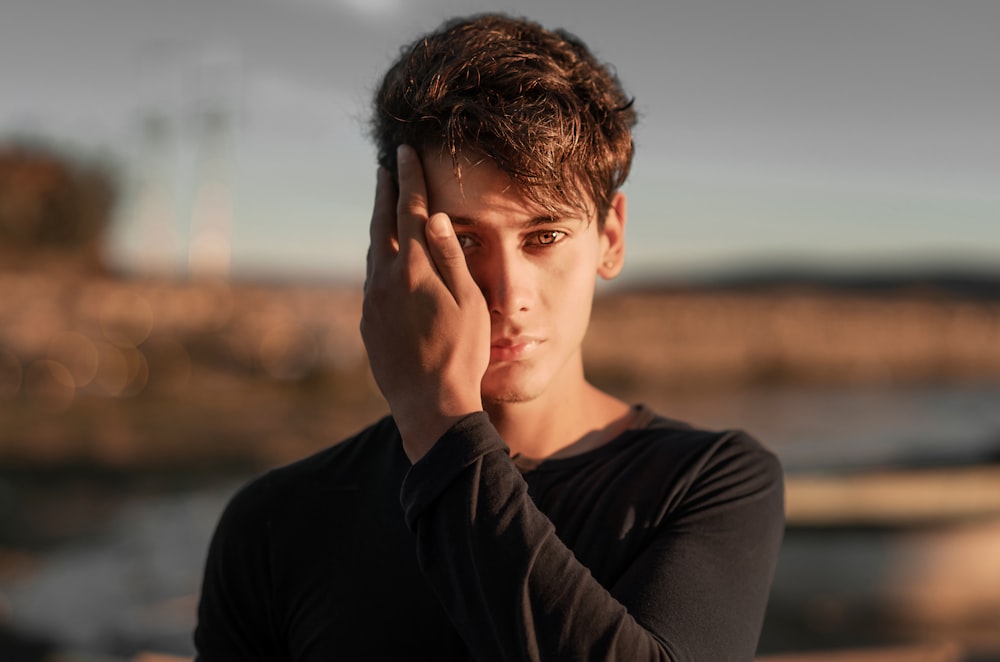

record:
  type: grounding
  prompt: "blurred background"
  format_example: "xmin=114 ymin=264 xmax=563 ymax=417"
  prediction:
xmin=1 ymin=0 xmax=998 ymax=660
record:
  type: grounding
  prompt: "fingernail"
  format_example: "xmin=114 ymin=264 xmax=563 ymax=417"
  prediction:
xmin=396 ymin=144 xmax=411 ymax=164
xmin=427 ymin=214 xmax=453 ymax=239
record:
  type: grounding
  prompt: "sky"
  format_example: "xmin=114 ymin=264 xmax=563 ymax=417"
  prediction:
xmin=2 ymin=0 xmax=997 ymax=283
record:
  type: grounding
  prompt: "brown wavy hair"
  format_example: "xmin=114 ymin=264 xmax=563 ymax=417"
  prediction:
xmin=370 ymin=13 xmax=637 ymax=222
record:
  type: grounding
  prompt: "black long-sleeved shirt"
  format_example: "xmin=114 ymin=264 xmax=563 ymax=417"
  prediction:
xmin=194 ymin=405 xmax=784 ymax=661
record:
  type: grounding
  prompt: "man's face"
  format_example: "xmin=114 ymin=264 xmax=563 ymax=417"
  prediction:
xmin=421 ymin=151 xmax=625 ymax=405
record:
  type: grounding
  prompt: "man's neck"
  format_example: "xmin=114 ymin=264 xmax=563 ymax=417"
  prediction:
xmin=485 ymin=380 xmax=632 ymax=461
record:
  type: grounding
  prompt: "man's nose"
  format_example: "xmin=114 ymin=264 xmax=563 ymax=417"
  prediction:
xmin=472 ymin=250 xmax=532 ymax=318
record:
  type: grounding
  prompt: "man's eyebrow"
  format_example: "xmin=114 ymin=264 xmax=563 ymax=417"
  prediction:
xmin=449 ymin=215 xmax=580 ymax=228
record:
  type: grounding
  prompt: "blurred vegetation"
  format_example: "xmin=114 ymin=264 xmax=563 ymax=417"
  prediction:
xmin=0 ymin=139 xmax=116 ymax=275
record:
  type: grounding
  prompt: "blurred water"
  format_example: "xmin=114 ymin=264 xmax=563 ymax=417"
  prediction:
xmin=647 ymin=382 xmax=1000 ymax=472
xmin=0 ymin=382 xmax=998 ymax=658
xmin=0 ymin=486 xmax=230 ymax=657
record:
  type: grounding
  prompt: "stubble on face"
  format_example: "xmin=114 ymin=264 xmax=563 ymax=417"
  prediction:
xmin=480 ymin=366 xmax=541 ymax=405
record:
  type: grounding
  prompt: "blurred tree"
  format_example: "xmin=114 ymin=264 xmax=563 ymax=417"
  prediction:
xmin=0 ymin=140 xmax=116 ymax=273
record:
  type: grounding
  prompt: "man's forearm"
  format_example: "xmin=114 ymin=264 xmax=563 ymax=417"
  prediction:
xmin=401 ymin=413 xmax=674 ymax=661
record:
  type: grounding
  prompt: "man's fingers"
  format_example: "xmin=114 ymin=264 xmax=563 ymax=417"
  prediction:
xmin=395 ymin=144 xmax=430 ymax=254
xmin=425 ymin=213 xmax=477 ymax=301
xmin=368 ymin=166 xmax=398 ymax=268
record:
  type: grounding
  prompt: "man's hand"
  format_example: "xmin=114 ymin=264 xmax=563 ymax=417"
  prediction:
xmin=361 ymin=145 xmax=490 ymax=463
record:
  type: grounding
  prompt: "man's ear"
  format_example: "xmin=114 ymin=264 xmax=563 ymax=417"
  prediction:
xmin=597 ymin=192 xmax=626 ymax=280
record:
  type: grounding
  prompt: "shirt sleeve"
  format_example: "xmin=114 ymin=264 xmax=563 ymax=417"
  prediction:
xmin=400 ymin=412 xmax=785 ymax=662
xmin=194 ymin=475 xmax=286 ymax=662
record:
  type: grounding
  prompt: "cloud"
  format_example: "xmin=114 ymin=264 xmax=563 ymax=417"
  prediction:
xmin=284 ymin=0 xmax=405 ymax=20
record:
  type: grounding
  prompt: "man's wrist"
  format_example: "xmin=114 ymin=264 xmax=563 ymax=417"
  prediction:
xmin=395 ymin=404 xmax=483 ymax=464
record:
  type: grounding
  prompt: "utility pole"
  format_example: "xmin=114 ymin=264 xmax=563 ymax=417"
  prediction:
xmin=188 ymin=50 xmax=241 ymax=280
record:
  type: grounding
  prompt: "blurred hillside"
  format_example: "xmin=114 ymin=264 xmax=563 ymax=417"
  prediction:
xmin=586 ymin=278 xmax=1000 ymax=394
xmin=0 ymin=273 xmax=378 ymax=468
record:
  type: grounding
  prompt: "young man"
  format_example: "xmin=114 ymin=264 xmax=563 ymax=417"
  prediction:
xmin=195 ymin=14 xmax=784 ymax=661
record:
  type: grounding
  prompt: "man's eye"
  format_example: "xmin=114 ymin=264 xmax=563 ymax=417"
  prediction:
xmin=457 ymin=234 xmax=477 ymax=249
xmin=532 ymin=230 xmax=565 ymax=246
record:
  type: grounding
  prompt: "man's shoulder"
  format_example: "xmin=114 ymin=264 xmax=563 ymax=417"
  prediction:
xmin=272 ymin=414 xmax=402 ymax=483
xmin=610 ymin=405 xmax=784 ymax=531
xmin=222 ymin=415 xmax=403 ymax=518
xmin=624 ymin=405 xmax=783 ymax=485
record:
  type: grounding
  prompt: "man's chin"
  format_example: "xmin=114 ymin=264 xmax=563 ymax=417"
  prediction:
xmin=480 ymin=375 xmax=542 ymax=405
xmin=481 ymin=360 xmax=553 ymax=405
xmin=482 ymin=391 xmax=536 ymax=406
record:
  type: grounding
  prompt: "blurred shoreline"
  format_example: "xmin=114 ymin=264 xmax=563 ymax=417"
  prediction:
xmin=2 ymin=270 xmax=998 ymax=469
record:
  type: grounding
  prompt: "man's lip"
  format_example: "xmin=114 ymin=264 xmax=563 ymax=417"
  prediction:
xmin=489 ymin=337 xmax=543 ymax=361
xmin=491 ymin=336 xmax=541 ymax=347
